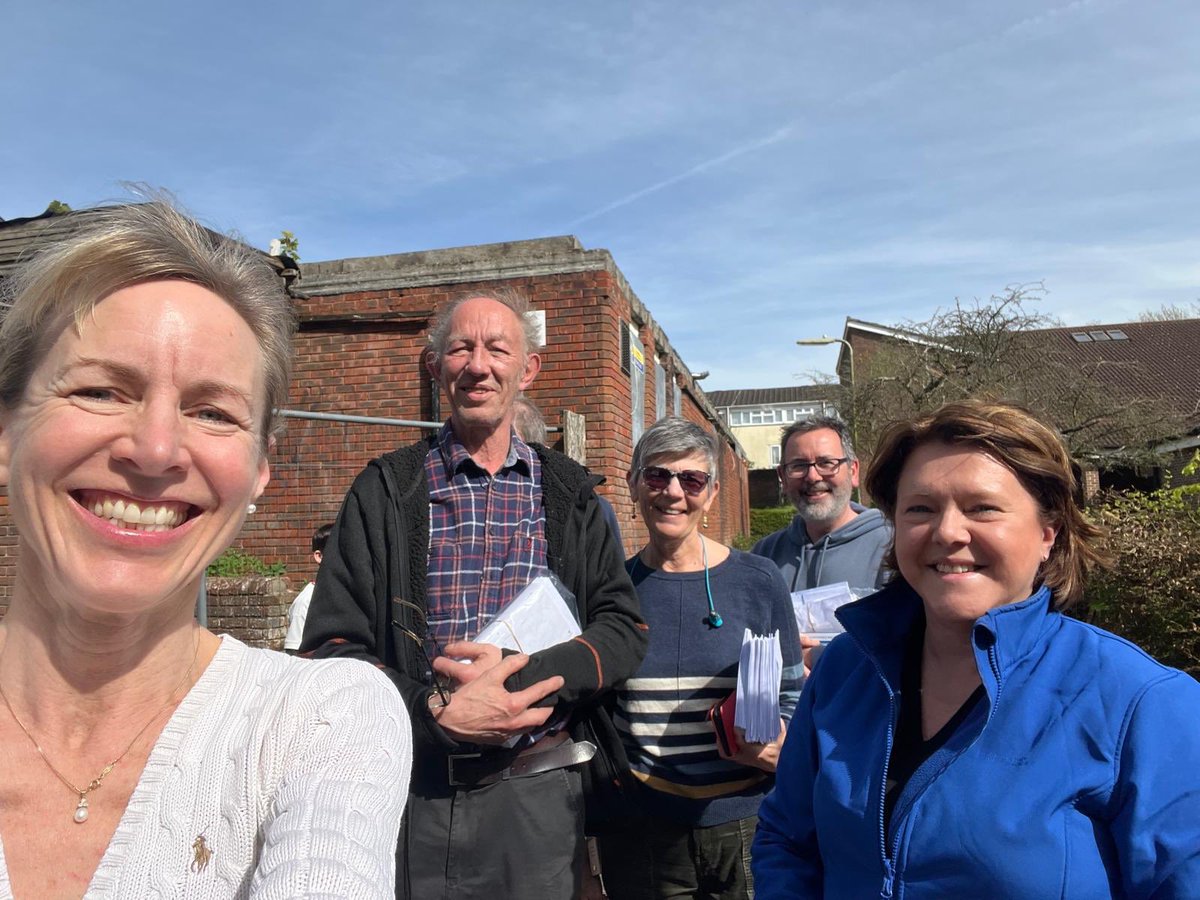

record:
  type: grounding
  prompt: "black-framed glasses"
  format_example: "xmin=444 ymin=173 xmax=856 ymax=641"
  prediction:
xmin=782 ymin=457 xmax=850 ymax=478
xmin=640 ymin=465 xmax=712 ymax=496
xmin=394 ymin=598 xmax=451 ymax=708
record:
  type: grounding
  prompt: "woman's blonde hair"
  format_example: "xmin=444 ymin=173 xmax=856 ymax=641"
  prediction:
xmin=864 ymin=399 xmax=1111 ymax=609
xmin=0 ymin=202 xmax=295 ymax=445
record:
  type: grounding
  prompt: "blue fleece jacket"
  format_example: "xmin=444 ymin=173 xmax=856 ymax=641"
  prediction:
xmin=752 ymin=581 xmax=1200 ymax=899
xmin=751 ymin=503 xmax=892 ymax=594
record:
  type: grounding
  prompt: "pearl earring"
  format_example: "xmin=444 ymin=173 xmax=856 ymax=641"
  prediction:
xmin=246 ymin=504 xmax=257 ymax=515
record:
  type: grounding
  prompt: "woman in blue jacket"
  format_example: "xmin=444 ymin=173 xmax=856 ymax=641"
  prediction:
xmin=752 ymin=400 xmax=1200 ymax=899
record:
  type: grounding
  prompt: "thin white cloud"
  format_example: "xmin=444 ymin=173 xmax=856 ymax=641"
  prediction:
xmin=565 ymin=126 xmax=796 ymax=227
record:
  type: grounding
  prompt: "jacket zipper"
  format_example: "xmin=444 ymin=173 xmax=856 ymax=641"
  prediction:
xmin=987 ymin=642 xmax=1003 ymax=707
xmin=855 ymin=624 xmax=1006 ymax=900
xmin=879 ymin=696 xmax=899 ymax=898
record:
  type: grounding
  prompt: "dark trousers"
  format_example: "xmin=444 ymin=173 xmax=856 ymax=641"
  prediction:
xmin=598 ymin=814 xmax=757 ymax=900
xmin=400 ymin=767 xmax=585 ymax=899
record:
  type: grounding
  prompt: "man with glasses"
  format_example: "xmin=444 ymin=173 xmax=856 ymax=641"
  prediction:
xmin=301 ymin=289 xmax=647 ymax=899
xmin=753 ymin=416 xmax=891 ymax=595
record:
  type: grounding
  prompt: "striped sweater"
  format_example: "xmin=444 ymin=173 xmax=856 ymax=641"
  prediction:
xmin=616 ymin=549 xmax=803 ymax=826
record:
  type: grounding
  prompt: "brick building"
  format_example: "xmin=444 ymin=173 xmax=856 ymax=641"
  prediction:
xmin=253 ymin=236 xmax=749 ymax=579
xmin=0 ymin=213 xmax=749 ymax=604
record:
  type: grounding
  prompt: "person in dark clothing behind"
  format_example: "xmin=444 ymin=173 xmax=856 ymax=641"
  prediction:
xmin=300 ymin=288 xmax=647 ymax=900
xmin=753 ymin=415 xmax=891 ymax=676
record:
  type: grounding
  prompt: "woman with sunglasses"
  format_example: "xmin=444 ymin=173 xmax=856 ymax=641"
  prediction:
xmin=598 ymin=417 xmax=803 ymax=900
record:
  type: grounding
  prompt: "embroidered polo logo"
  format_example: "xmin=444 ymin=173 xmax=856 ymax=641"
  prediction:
xmin=191 ymin=835 xmax=213 ymax=873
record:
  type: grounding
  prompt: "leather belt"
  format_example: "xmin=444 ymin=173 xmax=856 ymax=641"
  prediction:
xmin=447 ymin=733 xmax=597 ymax=787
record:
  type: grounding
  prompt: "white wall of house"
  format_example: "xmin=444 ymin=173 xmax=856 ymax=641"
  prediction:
xmin=718 ymin=401 xmax=838 ymax=469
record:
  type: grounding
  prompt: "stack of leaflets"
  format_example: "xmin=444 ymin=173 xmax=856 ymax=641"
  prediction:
xmin=475 ymin=574 xmax=581 ymax=653
xmin=474 ymin=575 xmax=582 ymax=749
xmin=790 ymin=581 xmax=856 ymax=643
xmin=733 ymin=628 xmax=783 ymax=744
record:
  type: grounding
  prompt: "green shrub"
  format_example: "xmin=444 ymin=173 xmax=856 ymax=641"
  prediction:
xmin=732 ymin=506 xmax=796 ymax=550
xmin=1076 ymin=486 xmax=1200 ymax=678
xmin=206 ymin=547 xmax=286 ymax=578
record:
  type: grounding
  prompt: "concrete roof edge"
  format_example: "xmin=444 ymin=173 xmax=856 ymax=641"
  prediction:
xmin=293 ymin=235 xmax=607 ymax=297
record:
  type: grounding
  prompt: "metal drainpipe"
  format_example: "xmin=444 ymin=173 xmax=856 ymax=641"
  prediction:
xmin=196 ymin=578 xmax=208 ymax=627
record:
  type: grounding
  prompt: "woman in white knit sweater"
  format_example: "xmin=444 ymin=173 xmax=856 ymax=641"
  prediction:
xmin=0 ymin=201 xmax=412 ymax=898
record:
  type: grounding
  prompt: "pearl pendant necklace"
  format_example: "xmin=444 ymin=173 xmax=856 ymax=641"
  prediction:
xmin=0 ymin=629 xmax=201 ymax=824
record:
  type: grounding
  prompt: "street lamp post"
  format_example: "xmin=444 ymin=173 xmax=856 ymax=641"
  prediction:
xmin=796 ymin=335 xmax=857 ymax=449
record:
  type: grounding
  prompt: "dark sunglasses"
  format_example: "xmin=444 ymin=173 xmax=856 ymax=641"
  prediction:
xmin=640 ymin=465 xmax=712 ymax=496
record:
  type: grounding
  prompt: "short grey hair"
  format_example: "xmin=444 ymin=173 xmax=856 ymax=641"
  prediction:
xmin=630 ymin=416 xmax=720 ymax=483
xmin=425 ymin=286 xmax=540 ymax=364
xmin=512 ymin=395 xmax=548 ymax=445
xmin=0 ymin=201 xmax=295 ymax=446
xmin=779 ymin=414 xmax=855 ymax=461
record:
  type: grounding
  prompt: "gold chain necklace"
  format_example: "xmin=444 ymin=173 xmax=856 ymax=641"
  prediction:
xmin=0 ymin=629 xmax=201 ymax=825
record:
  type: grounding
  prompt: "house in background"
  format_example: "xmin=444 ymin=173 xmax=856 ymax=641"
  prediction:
xmin=707 ymin=386 xmax=839 ymax=469
xmin=707 ymin=385 xmax=839 ymax=508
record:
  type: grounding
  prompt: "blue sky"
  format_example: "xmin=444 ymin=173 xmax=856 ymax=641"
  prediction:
xmin=4 ymin=1 xmax=1198 ymax=390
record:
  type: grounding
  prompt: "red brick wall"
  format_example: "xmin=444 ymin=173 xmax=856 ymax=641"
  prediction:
xmin=238 ymin=267 xmax=749 ymax=575
xmin=0 ymin=267 xmax=749 ymax=605
xmin=612 ymin=307 xmax=751 ymax=554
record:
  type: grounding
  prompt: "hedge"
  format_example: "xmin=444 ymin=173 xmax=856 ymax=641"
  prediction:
xmin=732 ymin=506 xmax=795 ymax=550
xmin=1077 ymin=485 xmax=1200 ymax=678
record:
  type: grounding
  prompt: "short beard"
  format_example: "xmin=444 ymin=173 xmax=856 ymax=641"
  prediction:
xmin=792 ymin=484 xmax=851 ymax=526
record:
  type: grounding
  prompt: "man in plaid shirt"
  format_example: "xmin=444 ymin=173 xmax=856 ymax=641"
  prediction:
xmin=302 ymin=288 xmax=647 ymax=899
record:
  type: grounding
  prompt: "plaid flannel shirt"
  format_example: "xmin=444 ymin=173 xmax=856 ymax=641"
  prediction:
xmin=423 ymin=423 xmax=548 ymax=650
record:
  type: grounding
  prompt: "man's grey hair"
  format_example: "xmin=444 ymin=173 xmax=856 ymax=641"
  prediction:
xmin=630 ymin=416 xmax=720 ymax=482
xmin=779 ymin=414 xmax=856 ymax=461
xmin=512 ymin=395 xmax=548 ymax=445
xmin=425 ymin=286 xmax=540 ymax=363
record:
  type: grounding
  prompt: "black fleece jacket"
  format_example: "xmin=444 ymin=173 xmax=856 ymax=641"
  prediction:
xmin=300 ymin=436 xmax=648 ymax=787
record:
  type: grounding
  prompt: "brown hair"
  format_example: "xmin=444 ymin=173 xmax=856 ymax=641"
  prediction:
xmin=864 ymin=399 xmax=1111 ymax=609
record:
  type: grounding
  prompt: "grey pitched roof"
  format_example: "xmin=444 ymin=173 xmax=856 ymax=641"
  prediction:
xmin=1033 ymin=318 xmax=1200 ymax=426
xmin=845 ymin=315 xmax=1200 ymax=434
xmin=705 ymin=385 xmax=835 ymax=408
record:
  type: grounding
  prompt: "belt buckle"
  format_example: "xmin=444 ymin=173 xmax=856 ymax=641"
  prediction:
xmin=446 ymin=752 xmax=483 ymax=787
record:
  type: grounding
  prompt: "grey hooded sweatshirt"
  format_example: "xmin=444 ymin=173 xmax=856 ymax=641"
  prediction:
xmin=751 ymin=502 xmax=892 ymax=595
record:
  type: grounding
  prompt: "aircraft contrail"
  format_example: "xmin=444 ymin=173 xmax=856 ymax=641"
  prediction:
xmin=565 ymin=0 xmax=1105 ymax=231
xmin=566 ymin=126 xmax=796 ymax=228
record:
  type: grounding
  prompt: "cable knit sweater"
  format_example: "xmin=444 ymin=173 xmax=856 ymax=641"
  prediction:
xmin=0 ymin=636 xmax=413 ymax=899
